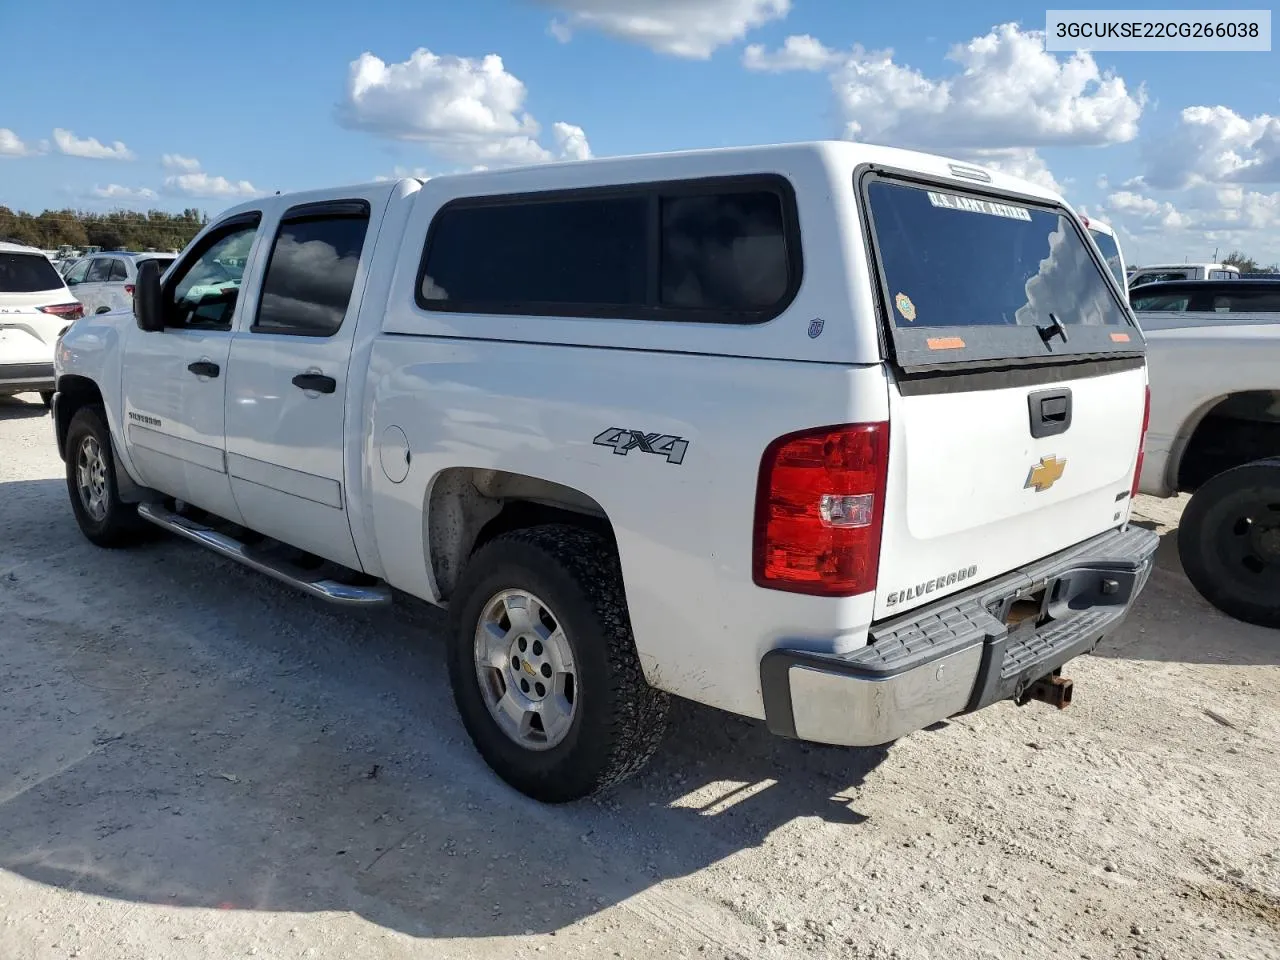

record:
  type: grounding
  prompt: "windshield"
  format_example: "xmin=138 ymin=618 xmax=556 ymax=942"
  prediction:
xmin=0 ymin=252 xmax=66 ymax=293
xmin=1088 ymin=228 xmax=1125 ymax=288
xmin=863 ymin=179 xmax=1134 ymax=369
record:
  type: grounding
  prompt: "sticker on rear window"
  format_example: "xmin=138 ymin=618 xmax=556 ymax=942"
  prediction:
xmin=927 ymin=191 xmax=1032 ymax=222
xmin=894 ymin=293 xmax=917 ymax=322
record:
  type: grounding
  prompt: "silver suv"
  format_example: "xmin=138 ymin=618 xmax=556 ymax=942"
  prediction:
xmin=63 ymin=252 xmax=175 ymax=316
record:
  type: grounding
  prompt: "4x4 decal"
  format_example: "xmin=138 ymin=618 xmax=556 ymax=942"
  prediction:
xmin=593 ymin=428 xmax=689 ymax=465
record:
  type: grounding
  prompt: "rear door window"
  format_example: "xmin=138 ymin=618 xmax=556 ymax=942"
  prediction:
xmin=0 ymin=252 xmax=65 ymax=292
xmin=862 ymin=178 xmax=1135 ymax=369
xmin=86 ymin=258 xmax=112 ymax=283
xmin=109 ymin=259 xmax=129 ymax=281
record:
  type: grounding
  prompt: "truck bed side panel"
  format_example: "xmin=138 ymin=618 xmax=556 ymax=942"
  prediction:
xmin=365 ymin=337 xmax=888 ymax=720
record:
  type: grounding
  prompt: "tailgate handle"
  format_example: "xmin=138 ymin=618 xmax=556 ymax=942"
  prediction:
xmin=1028 ymin=388 xmax=1072 ymax=438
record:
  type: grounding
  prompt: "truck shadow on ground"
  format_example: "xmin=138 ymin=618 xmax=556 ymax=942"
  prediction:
xmin=0 ymin=395 xmax=50 ymax=421
xmin=1092 ymin=522 xmax=1278 ymax=667
xmin=1 ymin=477 xmax=888 ymax=943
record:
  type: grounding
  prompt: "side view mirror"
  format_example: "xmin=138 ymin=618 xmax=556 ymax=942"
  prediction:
xmin=134 ymin=259 xmax=165 ymax=332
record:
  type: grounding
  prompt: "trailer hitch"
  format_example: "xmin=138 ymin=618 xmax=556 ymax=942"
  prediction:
xmin=1017 ymin=670 xmax=1074 ymax=710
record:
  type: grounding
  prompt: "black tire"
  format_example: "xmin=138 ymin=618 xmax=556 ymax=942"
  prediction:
xmin=1178 ymin=458 xmax=1280 ymax=629
xmin=39 ymin=390 xmax=54 ymax=408
xmin=64 ymin=405 xmax=148 ymax=548
xmin=447 ymin=524 xmax=669 ymax=802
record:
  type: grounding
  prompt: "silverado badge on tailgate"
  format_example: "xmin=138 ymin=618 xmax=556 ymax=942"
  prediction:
xmin=1025 ymin=455 xmax=1067 ymax=492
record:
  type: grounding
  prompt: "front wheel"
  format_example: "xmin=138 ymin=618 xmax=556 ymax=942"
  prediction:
xmin=447 ymin=524 xmax=669 ymax=802
xmin=39 ymin=390 xmax=54 ymax=408
xmin=64 ymin=406 xmax=148 ymax=548
xmin=1178 ymin=458 xmax=1280 ymax=629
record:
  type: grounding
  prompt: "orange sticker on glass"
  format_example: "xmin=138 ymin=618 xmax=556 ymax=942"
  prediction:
xmin=926 ymin=336 xmax=966 ymax=350
xmin=894 ymin=293 xmax=917 ymax=322
xmin=1110 ymin=332 xmax=1131 ymax=342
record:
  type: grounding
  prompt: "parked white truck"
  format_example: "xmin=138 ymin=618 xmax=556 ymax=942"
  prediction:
xmin=1133 ymin=278 xmax=1280 ymax=628
xmin=51 ymin=142 xmax=1158 ymax=801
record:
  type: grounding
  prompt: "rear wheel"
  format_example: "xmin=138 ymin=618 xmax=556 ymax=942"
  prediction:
xmin=1178 ymin=458 xmax=1280 ymax=629
xmin=64 ymin=406 xmax=148 ymax=548
xmin=446 ymin=524 xmax=669 ymax=802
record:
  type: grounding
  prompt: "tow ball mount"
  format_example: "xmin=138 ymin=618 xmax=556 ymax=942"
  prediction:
xmin=1018 ymin=670 xmax=1074 ymax=710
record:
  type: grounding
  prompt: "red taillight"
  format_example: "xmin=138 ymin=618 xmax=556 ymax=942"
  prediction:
xmin=38 ymin=302 xmax=84 ymax=321
xmin=753 ymin=422 xmax=890 ymax=596
xmin=125 ymin=284 xmax=135 ymax=296
xmin=1131 ymin=385 xmax=1151 ymax=498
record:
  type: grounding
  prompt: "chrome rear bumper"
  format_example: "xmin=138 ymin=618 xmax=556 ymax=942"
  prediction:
xmin=760 ymin=525 xmax=1160 ymax=747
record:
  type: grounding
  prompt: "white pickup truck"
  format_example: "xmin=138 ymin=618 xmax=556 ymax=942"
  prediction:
xmin=52 ymin=142 xmax=1158 ymax=801
xmin=1133 ymin=277 xmax=1280 ymax=628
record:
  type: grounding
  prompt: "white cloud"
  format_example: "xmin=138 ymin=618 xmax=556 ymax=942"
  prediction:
xmin=163 ymin=172 xmax=261 ymax=199
xmin=90 ymin=184 xmax=158 ymax=202
xmin=958 ymin=147 xmax=1063 ymax=193
xmin=812 ymin=23 xmax=1144 ymax=151
xmin=1105 ymin=191 xmax=1192 ymax=230
xmin=1143 ymin=106 xmax=1280 ymax=190
xmin=742 ymin=34 xmax=837 ymax=72
xmin=552 ymin=121 xmax=592 ymax=160
xmin=161 ymin=153 xmax=201 ymax=172
xmin=374 ymin=165 xmax=433 ymax=182
xmin=0 ymin=128 xmax=44 ymax=158
xmin=336 ymin=48 xmax=593 ymax=167
xmin=52 ymin=128 xmax=135 ymax=161
xmin=548 ymin=19 xmax=573 ymax=42
xmin=539 ymin=0 xmax=791 ymax=59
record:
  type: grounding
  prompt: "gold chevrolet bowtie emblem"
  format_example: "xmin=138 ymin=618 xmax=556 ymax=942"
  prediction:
xmin=1025 ymin=455 xmax=1067 ymax=492
xmin=522 ymin=660 xmax=537 ymax=677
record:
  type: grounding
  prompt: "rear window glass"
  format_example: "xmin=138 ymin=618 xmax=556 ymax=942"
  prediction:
xmin=418 ymin=179 xmax=798 ymax=321
xmin=660 ymin=192 xmax=788 ymax=310
xmin=0 ymin=252 xmax=64 ymax=293
xmin=422 ymin=196 xmax=649 ymax=307
xmin=1211 ymin=289 xmax=1280 ymax=313
xmin=867 ymin=182 xmax=1128 ymax=330
xmin=1131 ymin=292 xmax=1192 ymax=311
xmin=1087 ymin=228 xmax=1125 ymax=288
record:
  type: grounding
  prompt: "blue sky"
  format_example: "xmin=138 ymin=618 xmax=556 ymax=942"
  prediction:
xmin=3 ymin=0 xmax=1278 ymax=264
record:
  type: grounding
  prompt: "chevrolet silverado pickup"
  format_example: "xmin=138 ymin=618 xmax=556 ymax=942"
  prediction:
xmin=52 ymin=142 xmax=1158 ymax=801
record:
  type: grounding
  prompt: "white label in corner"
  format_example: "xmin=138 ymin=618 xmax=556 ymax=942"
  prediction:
xmin=927 ymin=191 xmax=1033 ymax=221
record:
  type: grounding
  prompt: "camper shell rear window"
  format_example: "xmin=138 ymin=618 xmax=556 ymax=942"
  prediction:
xmin=859 ymin=170 xmax=1140 ymax=372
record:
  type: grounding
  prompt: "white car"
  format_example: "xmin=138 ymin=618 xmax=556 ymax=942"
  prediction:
xmin=1 ymin=241 xmax=84 ymax=406
xmin=63 ymin=251 xmax=176 ymax=316
xmin=53 ymin=141 xmax=1157 ymax=801
xmin=1129 ymin=262 xmax=1241 ymax=288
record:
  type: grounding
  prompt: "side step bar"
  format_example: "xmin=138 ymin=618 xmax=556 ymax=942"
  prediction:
xmin=137 ymin=502 xmax=392 ymax=607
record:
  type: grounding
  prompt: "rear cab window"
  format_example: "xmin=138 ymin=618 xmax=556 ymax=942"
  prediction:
xmin=0 ymin=252 xmax=65 ymax=292
xmin=860 ymin=174 xmax=1138 ymax=371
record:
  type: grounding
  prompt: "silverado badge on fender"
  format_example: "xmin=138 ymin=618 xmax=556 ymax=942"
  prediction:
xmin=1025 ymin=455 xmax=1067 ymax=492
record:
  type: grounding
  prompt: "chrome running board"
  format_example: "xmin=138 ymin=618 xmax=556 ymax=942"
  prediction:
xmin=136 ymin=502 xmax=392 ymax=607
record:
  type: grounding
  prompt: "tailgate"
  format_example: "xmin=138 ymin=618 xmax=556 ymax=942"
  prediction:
xmin=858 ymin=171 xmax=1147 ymax=619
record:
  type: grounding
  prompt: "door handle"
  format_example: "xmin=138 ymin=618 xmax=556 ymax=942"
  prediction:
xmin=1027 ymin=388 xmax=1072 ymax=438
xmin=187 ymin=360 xmax=220 ymax=378
xmin=292 ymin=373 xmax=336 ymax=394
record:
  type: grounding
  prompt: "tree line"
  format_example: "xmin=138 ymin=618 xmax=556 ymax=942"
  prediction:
xmin=1221 ymin=251 xmax=1280 ymax=274
xmin=0 ymin=206 xmax=209 ymax=253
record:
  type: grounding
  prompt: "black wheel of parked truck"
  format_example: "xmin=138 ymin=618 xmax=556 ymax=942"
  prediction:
xmin=64 ymin=406 xmax=149 ymax=548
xmin=1178 ymin=458 xmax=1280 ymax=630
xmin=446 ymin=524 xmax=670 ymax=802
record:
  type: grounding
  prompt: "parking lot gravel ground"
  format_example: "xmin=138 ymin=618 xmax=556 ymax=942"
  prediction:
xmin=1 ymin=392 xmax=1277 ymax=960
